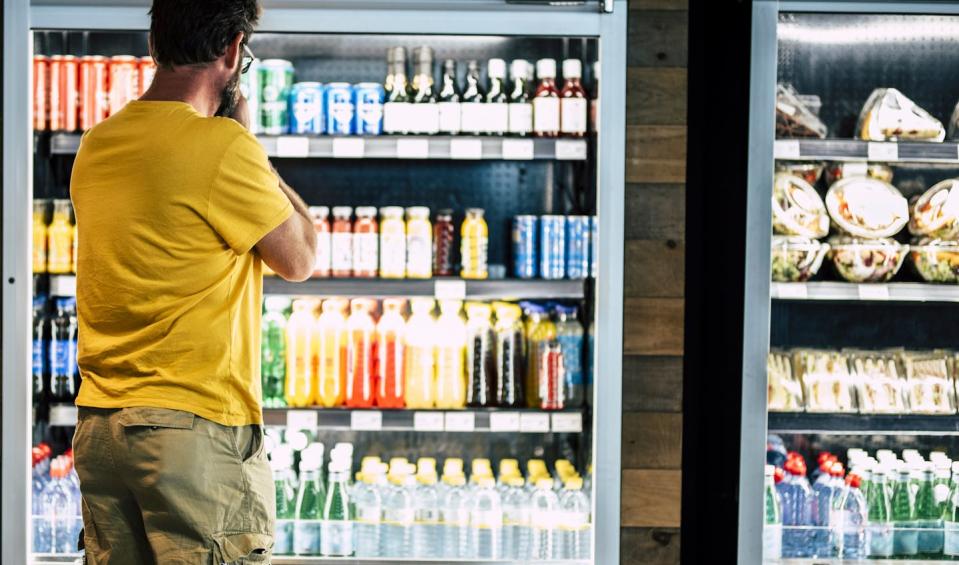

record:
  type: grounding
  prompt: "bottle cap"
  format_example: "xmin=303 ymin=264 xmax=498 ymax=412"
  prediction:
xmin=465 ymin=207 xmax=485 ymax=217
xmin=382 ymin=298 xmax=407 ymax=313
xmin=355 ymin=206 xmax=377 ymax=217
xmin=287 ymin=431 xmax=310 ymax=452
xmin=379 ymin=206 xmax=404 ymax=218
xmin=562 ymin=59 xmax=582 ymax=79
xmin=413 ymin=45 xmax=434 ymax=64
xmin=764 ymin=464 xmax=775 ymax=477
xmin=438 ymin=299 xmax=463 ymax=314
xmin=447 ymin=474 xmax=467 ymax=487
xmin=466 ymin=302 xmax=492 ymax=319
xmin=510 ymin=59 xmax=529 ymax=79
xmin=406 ymin=206 xmax=430 ymax=218
xmin=565 ymin=476 xmax=584 ymax=490
xmin=488 ymin=58 xmax=507 ymax=79
xmin=845 ymin=473 xmax=862 ymax=488
xmin=308 ymin=206 xmax=329 ymax=219
xmin=437 ymin=208 xmax=454 ymax=219
xmin=536 ymin=477 xmax=554 ymax=490
xmin=536 ymin=58 xmax=557 ymax=79
xmin=332 ymin=206 xmax=353 ymax=218
xmin=593 ymin=61 xmax=600 ymax=80
xmin=508 ymin=476 xmax=526 ymax=488
xmin=478 ymin=476 xmax=496 ymax=488
xmin=265 ymin=296 xmax=291 ymax=312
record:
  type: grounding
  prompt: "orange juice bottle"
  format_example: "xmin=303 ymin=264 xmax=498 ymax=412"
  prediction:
xmin=32 ymin=200 xmax=48 ymax=274
xmin=376 ymin=298 xmax=407 ymax=408
xmin=47 ymin=199 xmax=73 ymax=275
xmin=315 ymin=298 xmax=348 ymax=407
xmin=435 ymin=299 xmax=467 ymax=409
xmin=345 ymin=298 xmax=376 ymax=408
xmin=285 ymin=299 xmax=317 ymax=407
xmin=405 ymin=298 xmax=436 ymax=409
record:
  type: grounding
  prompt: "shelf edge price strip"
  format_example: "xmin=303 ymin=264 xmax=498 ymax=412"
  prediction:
xmin=450 ymin=138 xmax=483 ymax=160
xmin=489 ymin=411 xmax=521 ymax=432
xmin=286 ymin=409 xmax=318 ymax=432
xmin=396 ymin=138 xmax=429 ymax=159
xmin=350 ymin=410 xmax=383 ymax=430
xmin=774 ymin=283 xmax=808 ymax=300
xmin=867 ymin=141 xmax=898 ymax=162
xmin=519 ymin=412 xmax=550 ymax=433
xmin=434 ymin=279 xmax=467 ymax=300
xmin=555 ymin=139 xmax=587 ymax=160
xmin=857 ymin=284 xmax=890 ymax=301
xmin=551 ymin=412 xmax=583 ymax=433
xmin=502 ymin=138 xmax=535 ymax=160
xmin=774 ymin=139 xmax=801 ymax=160
xmin=275 ymin=136 xmax=310 ymax=158
xmin=444 ymin=412 xmax=476 ymax=432
xmin=332 ymin=137 xmax=365 ymax=158
xmin=413 ymin=411 xmax=444 ymax=432
xmin=49 ymin=405 xmax=79 ymax=427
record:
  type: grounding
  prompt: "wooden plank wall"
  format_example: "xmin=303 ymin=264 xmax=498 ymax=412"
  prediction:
xmin=621 ymin=0 xmax=687 ymax=562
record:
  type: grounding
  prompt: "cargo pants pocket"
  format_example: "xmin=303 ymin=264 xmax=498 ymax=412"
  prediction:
xmin=213 ymin=532 xmax=272 ymax=564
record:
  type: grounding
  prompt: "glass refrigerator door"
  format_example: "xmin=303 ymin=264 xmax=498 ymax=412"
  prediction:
xmin=4 ymin=2 xmax=626 ymax=564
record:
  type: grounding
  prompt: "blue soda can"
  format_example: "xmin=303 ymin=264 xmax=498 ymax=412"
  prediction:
xmin=288 ymin=82 xmax=325 ymax=135
xmin=589 ymin=215 xmax=598 ymax=278
xmin=324 ymin=82 xmax=355 ymax=135
xmin=512 ymin=215 xmax=538 ymax=279
xmin=539 ymin=215 xmax=567 ymax=280
xmin=566 ymin=215 xmax=590 ymax=280
xmin=353 ymin=82 xmax=385 ymax=135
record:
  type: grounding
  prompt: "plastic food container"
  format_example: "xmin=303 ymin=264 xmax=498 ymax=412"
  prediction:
xmin=824 ymin=162 xmax=894 ymax=185
xmin=826 ymin=177 xmax=909 ymax=238
xmin=776 ymin=83 xmax=828 ymax=139
xmin=771 ymin=236 xmax=830 ymax=282
xmin=828 ymin=237 xmax=909 ymax=283
xmin=857 ymin=87 xmax=945 ymax=142
xmin=909 ymin=178 xmax=959 ymax=239
xmin=776 ymin=161 xmax=825 ymax=186
xmin=910 ymin=238 xmax=959 ymax=283
xmin=772 ymin=173 xmax=829 ymax=238
xmin=902 ymin=351 xmax=956 ymax=415
xmin=768 ymin=351 xmax=804 ymax=412
xmin=848 ymin=351 xmax=907 ymax=414
xmin=794 ymin=350 xmax=857 ymax=413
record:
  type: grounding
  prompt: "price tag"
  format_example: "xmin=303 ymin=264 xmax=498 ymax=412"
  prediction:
xmin=350 ymin=410 xmax=382 ymax=430
xmin=413 ymin=412 xmax=444 ymax=432
xmin=49 ymin=405 xmax=78 ymax=427
xmin=397 ymin=138 xmax=429 ymax=159
xmin=858 ymin=284 xmax=890 ymax=301
xmin=774 ymin=283 xmax=808 ymax=300
xmin=551 ymin=412 xmax=583 ymax=433
xmin=332 ymin=137 xmax=365 ymax=158
xmin=275 ymin=136 xmax=310 ymax=158
xmin=520 ymin=413 xmax=550 ymax=433
xmin=489 ymin=412 xmax=520 ymax=432
xmin=434 ymin=280 xmax=466 ymax=300
xmin=502 ymin=138 xmax=535 ymax=160
xmin=867 ymin=142 xmax=898 ymax=162
xmin=774 ymin=139 xmax=801 ymax=160
xmin=286 ymin=410 xmax=318 ymax=432
xmin=50 ymin=275 xmax=76 ymax=297
xmin=450 ymin=138 xmax=483 ymax=160
xmin=555 ymin=139 xmax=587 ymax=160
xmin=445 ymin=412 xmax=476 ymax=432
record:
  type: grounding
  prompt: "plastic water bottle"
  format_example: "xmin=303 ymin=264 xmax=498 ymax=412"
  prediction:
xmin=763 ymin=464 xmax=782 ymax=561
xmin=440 ymin=474 xmax=473 ymax=558
xmin=293 ymin=445 xmax=325 ymax=556
xmin=779 ymin=453 xmax=814 ymax=558
xmin=321 ymin=458 xmax=354 ymax=556
xmin=42 ymin=459 xmax=73 ymax=553
xmin=559 ymin=476 xmax=591 ymax=560
xmin=502 ymin=476 xmax=531 ymax=559
xmin=354 ymin=463 xmax=386 ymax=557
xmin=833 ymin=472 xmax=867 ymax=559
xmin=554 ymin=305 xmax=584 ymax=408
xmin=470 ymin=476 xmax=503 ymax=559
xmin=811 ymin=460 xmax=837 ymax=557
xmin=413 ymin=471 xmax=441 ymax=558
xmin=530 ymin=478 xmax=560 ymax=559
xmin=272 ymin=445 xmax=298 ymax=556
xmin=381 ymin=465 xmax=415 ymax=558
xmin=33 ymin=455 xmax=52 ymax=554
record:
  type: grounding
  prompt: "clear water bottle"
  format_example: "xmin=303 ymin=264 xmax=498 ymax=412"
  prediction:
xmin=833 ymin=472 xmax=867 ymax=559
xmin=354 ymin=463 xmax=386 ymax=557
xmin=321 ymin=457 xmax=354 ymax=556
xmin=554 ymin=305 xmax=584 ymax=408
xmin=779 ymin=454 xmax=814 ymax=558
xmin=32 ymin=454 xmax=52 ymax=554
xmin=42 ymin=459 xmax=73 ymax=553
xmin=811 ymin=460 xmax=837 ymax=557
xmin=413 ymin=471 xmax=441 ymax=558
xmin=470 ymin=476 xmax=503 ymax=559
xmin=440 ymin=474 xmax=473 ymax=558
xmin=271 ymin=445 xmax=298 ymax=556
xmin=530 ymin=478 xmax=560 ymax=559
xmin=381 ymin=465 xmax=416 ymax=558
xmin=559 ymin=476 xmax=592 ymax=560
xmin=502 ymin=476 xmax=531 ymax=559
xmin=293 ymin=446 xmax=325 ymax=556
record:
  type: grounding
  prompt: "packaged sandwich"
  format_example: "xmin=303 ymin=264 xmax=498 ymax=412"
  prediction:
xmin=857 ymin=88 xmax=945 ymax=142
xmin=772 ymin=173 xmax=829 ymax=238
xmin=909 ymin=178 xmax=959 ymax=239
xmin=847 ymin=350 xmax=907 ymax=414
xmin=776 ymin=83 xmax=828 ymax=139
xmin=910 ymin=238 xmax=959 ymax=284
xmin=771 ymin=236 xmax=830 ymax=282
xmin=768 ymin=350 xmax=805 ymax=412
xmin=902 ymin=351 xmax=956 ymax=415
xmin=824 ymin=162 xmax=894 ymax=185
xmin=828 ymin=237 xmax=908 ymax=283
xmin=795 ymin=350 xmax=857 ymax=413
xmin=826 ymin=177 xmax=909 ymax=238
xmin=777 ymin=161 xmax=825 ymax=186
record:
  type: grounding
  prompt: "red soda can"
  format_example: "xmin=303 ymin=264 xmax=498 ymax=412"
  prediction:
xmin=49 ymin=55 xmax=79 ymax=131
xmin=33 ymin=55 xmax=49 ymax=131
xmin=108 ymin=55 xmax=139 ymax=116
xmin=138 ymin=56 xmax=156 ymax=96
xmin=539 ymin=341 xmax=565 ymax=410
xmin=79 ymin=56 xmax=109 ymax=131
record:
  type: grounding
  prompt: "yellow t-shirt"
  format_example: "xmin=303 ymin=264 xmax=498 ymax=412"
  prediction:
xmin=71 ymin=100 xmax=293 ymax=426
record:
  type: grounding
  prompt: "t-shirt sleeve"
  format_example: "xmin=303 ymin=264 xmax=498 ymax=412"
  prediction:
xmin=208 ymin=131 xmax=294 ymax=255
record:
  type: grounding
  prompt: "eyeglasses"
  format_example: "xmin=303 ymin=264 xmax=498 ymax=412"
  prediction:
xmin=241 ymin=43 xmax=256 ymax=74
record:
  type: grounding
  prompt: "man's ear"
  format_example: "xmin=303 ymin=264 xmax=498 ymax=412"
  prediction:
xmin=224 ymin=32 xmax=243 ymax=72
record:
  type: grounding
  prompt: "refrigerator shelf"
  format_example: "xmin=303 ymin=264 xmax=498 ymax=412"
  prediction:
xmin=770 ymin=282 xmax=959 ymax=303
xmin=768 ymin=412 xmax=959 ymax=436
xmin=46 ymin=133 xmax=589 ymax=161
xmin=33 ymin=556 xmax=591 ymax=565
xmin=775 ymin=138 xmax=959 ymax=165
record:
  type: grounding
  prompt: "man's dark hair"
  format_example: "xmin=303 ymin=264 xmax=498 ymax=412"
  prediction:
xmin=149 ymin=0 xmax=260 ymax=68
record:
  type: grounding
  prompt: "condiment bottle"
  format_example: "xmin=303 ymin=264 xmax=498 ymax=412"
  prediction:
xmin=433 ymin=209 xmax=455 ymax=277
xmin=560 ymin=59 xmax=587 ymax=138
xmin=352 ymin=206 xmax=379 ymax=278
xmin=309 ymin=206 xmax=331 ymax=278
xmin=532 ymin=58 xmax=560 ymax=138
xmin=331 ymin=207 xmax=353 ymax=278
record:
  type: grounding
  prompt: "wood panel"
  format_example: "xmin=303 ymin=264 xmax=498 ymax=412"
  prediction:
xmin=621 ymin=528 xmax=682 ymax=564
xmin=625 ymin=183 xmax=685 ymax=241
xmin=625 ymin=239 xmax=685 ymax=298
xmin=628 ymin=10 xmax=689 ymax=68
xmin=622 ymin=411 xmax=683 ymax=469
xmin=626 ymin=125 xmax=687 ymax=184
xmin=627 ymin=67 xmax=688 ymax=126
xmin=622 ymin=355 xmax=683 ymax=412
xmin=622 ymin=469 xmax=683 ymax=528
xmin=623 ymin=297 xmax=684 ymax=356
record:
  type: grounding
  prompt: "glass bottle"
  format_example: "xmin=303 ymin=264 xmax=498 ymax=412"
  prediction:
xmin=867 ymin=467 xmax=894 ymax=558
xmin=379 ymin=206 xmax=406 ymax=279
xmin=352 ymin=207 xmax=378 ymax=278
xmin=309 ymin=206 xmax=331 ymax=278
xmin=33 ymin=200 xmax=48 ymax=274
xmin=465 ymin=302 xmax=496 ymax=408
xmin=943 ymin=463 xmax=959 ymax=558
xmin=917 ymin=461 xmax=945 ymax=556
xmin=315 ymin=298 xmax=348 ymax=408
xmin=384 ymin=47 xmax=412 ymax=135
xmin=345 ymin=299 xmax=376 ymax=408
xmin=893 ymin=464 xmax=919 ymax=557
xmin=321 ymin=459 xmax=354 ymax=556
xmin=375 ymin=299 xmax=406 ymax=409
xmin=50 ymin=297 xmax=77 ymax=403
xmin=384 ymin=47 xmax=396 ymax=96
xmin=47 ymin=200 xmax=73 ymax=274
xmin=559 ymin=59 xmax=588 ymax=138
xmin=331 ymin=207 xmax=353 ymax=278
xmin=590 ymin=61 xmax=600 ymax=134
xmin=406 ymin=207 xmax=432 ymax=279
xmin=412 ymin=46 xmax=439 ymax=135
xmin=433 ymin=209 xmax=456 ymax=276
xmin=273 ymin=446 xmax=298 ymax=556
xmin=438 ymin=59 xmax=462 ymax=135
xmin=554 ymin=305 xmax=584 ymax=408
xmin=293 ymin=453 xmax=325 ymax=556
xmin=460 ymin=208 xmax=488 ymax=280
xmin=460 ymin=60 xmax=486 ymax=136
xmin=435 ymin=300 xmax=467 ymax=409
xmin=405 ymin=298 xmax=437 ymax=409
xmin=508 ymin=59 xmax=533 ymax=137
xmin=493 ymin=302 xmax=525 ymax=407
xmin=285 ymin=299 xmax=317 ymax=408
xmin=532 ymin=59 xmax=560 ymax=138
xmin=262 ymin=297 xmax=290 ymax=408
xmin=485 ymin=58 xmax=509 ymax=136
xmin=524 ymin=305 xmax=556 ymax=408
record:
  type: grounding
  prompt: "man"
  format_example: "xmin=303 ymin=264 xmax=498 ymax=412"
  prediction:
xmin=69 ymin=1 xmax=316 ymax=563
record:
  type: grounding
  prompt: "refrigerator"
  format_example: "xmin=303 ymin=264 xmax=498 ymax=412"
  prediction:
xmin=2 ymin=1 xmax=627 ymax=564
xmin=729 ymin=1 xmax=959 ymax=563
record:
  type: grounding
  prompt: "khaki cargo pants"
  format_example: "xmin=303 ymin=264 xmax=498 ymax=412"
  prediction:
xmin=73 ymin=407 xmax=275 ymax=564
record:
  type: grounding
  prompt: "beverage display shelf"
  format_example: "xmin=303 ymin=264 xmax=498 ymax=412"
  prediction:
xmin=263 ymin=276 xmax=587 ymax=300
xmin=774 ymin=137 xmax=959 ymax=165
xmin=770 ymin=282 xmax=959 ymax=303
xmin=46 ymin=132 xmax=589 ymax=161
xmin=768 ymin=412 xmax=959 ymax=436
xmin=33 ymin=556 xmax=590 ymax=565
xmin=778 ymin=560 xmax=959 ymax=565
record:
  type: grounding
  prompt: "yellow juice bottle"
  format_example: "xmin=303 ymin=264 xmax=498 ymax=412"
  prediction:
xmin=47 ymin=199 xmax=73 ymax=275
xmin=435 ymin=299 xmax=467 ymax=409
xmin=404 ymin=298 xmax=436 ymax=409
xmin=32 ymin=200 xmax=48 ymax=274
xmin=379 ymin=206 xmax=406 ymax=279
xmin=460 ymin=208 xmax=488 ymax=279
xmin=315 ymin=298 xmax=348 ymax=407
xmin=285 ymin=299 xmax=317 ymax=407
xmin=405 ymin=206 xmax=432 ymax=279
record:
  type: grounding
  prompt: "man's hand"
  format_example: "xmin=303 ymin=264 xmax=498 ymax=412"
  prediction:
xmin=230 ymin=95 xmax=251 ymax=130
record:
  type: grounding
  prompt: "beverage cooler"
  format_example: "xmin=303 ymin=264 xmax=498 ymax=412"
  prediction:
xmin=734 ymin=1 xmax=959 ymax=563
xmin=2 ymin=1 xmax=626 ymax=564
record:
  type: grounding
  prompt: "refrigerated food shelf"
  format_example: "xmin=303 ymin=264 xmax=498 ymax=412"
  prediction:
xmin=768 ymin=412 xmax=959 ymax=436
xmin=264 ymin=277 xmax=587 ymax=300
xmin=46 ymin=133 xmax=589 ymax=161
xmin=770 ymin=282 xmax=959 ymax=303
xmin=777 ymin=559 xmax=959 ymax=565
xmin=775 ymin=138 xmax=959 ymax=165
xmin=33 ymin=556 xmax=591 ymax=565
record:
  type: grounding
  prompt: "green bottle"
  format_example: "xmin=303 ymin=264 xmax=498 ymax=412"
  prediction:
xmin=321 ymin=459 xmax=355 ymax=556
xmin=917 ymin=462 xmax=945 ymax=556
xmin=272 ymin=445 xmax=298 ymax=556
xmin=763 ymin=465 xmax=782 ymax=560
xmin=294 ymin=449 xmax=326 ymax=556
xmin=943 ymin=464 xmax=959 ymax=559
xmin=866 ymin=467 xmax=893 ymax=558
xmin=261 ymin=297 xmax=289 ymax=407
xmin=893 ymin=465 xmax=919 ymax=557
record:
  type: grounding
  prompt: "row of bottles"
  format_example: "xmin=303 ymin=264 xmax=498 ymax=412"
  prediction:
xmin=33 ymin=296 xmax=78 ymax=407
xmin=31 ymin=444 xmax=82 ymax=555
xmin=33 ymin=199 xmax=77 ymax=275
xmin=262 ymin=297 xmax=592 ymax=410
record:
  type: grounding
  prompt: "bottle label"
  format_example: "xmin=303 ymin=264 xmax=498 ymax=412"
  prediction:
xmin=533 ymin=97 xmax=560 ymax=134
xmin=869 ymin=523 xmax=894 ymax=557
xmin=438 ymin=101 xmax=462 ymax=134
xmin=408 ymin=104 xmax=440 ymax=135
xmin=383 ymin=102 xmax=413 ymax=134
xmin=314 ymin=232 xmax=331 ymax=276
xmin=384 ymin=508 xmax=415 ymax=526
xmin=406 ymin=232 xmax=432 ymax=277
xmin=557 ymin=335 xmax=584 ymax=385
xmin=32 ymin=339 xmax=44 ymax=376
xmin=561 ymin=98 xmax=588 ymax=134
xmin=48 ymin=225 xmax=73 ymax=274
xmin=461 ymin=235 xmax=488 ymax=277
xmin=51 ymin=338 xmax=73 ymax=378
xmin=590 ymin=98 xmax=600 ymax=133
xmin=33 ymin=229 xmax=47 ymax=273
xmin=508 ymin=102 xmax=533 ymax=134
xmin=353 ymin=232 xmax=378 ymax=274
xmin=292 ymin=520 xmax=322 ymax=555
xmin=380 ymin=232 xmax=406 ymax=277
xmin=945 ymin=521 xmax=959 ymax=556
xmin=460 ymin=102 xmax=487 ymax=135
xmin=331 ymin=232 xmax=353 ymax=273
xmin=481 ymin=103 xmax=509 ymax=135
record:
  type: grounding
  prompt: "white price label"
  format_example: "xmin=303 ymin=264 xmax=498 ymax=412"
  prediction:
xmin=520 ymin=413 xmax=550 ymax=433
xmin=434 ymin=280 xmax=466 ymax=300
xmin=502 ymin=138 xmax=535 ymax=160
xmin=413 ymin=412 xmax=444 ymax=432
xmin=350 ymin=410 xmax=382 ymax=430
xmin=858 ymin=284 xmax=890 ymax=301
xmin=450 ymin=138 xmax=483 ymax=160
xmin=555 ymin=139 xmax=587 ymax=160
xmin=50 ymin=275 xmax=76 ymax=297
xmin=551 ymin=412 xmax=583 ymax=433
xmin=332 ymin=137 xmax=365 ymax=158
xmin=49 ymin=405 xmax=78 ymax=427
xmin=445 ymin=412 xmax=476 ymax=432
xmin=286 ymin=410 xmax=318 ymax=432
xmin=774 ymin=139 xmax=801 ymax=159
xmin=867 ymin=142 xmax=898 ymax=162
xmin=397 ymin=138 xmax=430 ymax=159
xmin=489 ymin=412 xmax=520 ymax=432
xmin=774 ymin=283 xmax=808 ymax=300
xmin=275 ymin=136 xmax=310 ymax=158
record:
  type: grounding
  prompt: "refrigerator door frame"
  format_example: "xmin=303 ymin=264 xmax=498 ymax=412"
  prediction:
xmin=4 ymin=2 xmax=626 ymax=565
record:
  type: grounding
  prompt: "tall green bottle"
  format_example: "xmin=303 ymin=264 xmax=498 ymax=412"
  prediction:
xmin=294 ymin=447 xmax=326 ymax=556
xmin=893 ymin=464 xmax=919 ymax=557
xmin=272 ymin=445 xmax=298 ymax=556
xmin=867 ymin=467 xmax=893 ymax=558
xmin=917 ymin=462 xmax=945 ymax=556
xmin=261 ymin=297 xmax=289 ymax=407
xmin=321 ymin=459 xmax=355 ymax=556
xmin=943 ymin=463 xmax=959 ymax=559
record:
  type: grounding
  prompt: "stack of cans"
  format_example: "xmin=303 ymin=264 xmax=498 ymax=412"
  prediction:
xmin=512 ymin=214 xmax=597 ymax=280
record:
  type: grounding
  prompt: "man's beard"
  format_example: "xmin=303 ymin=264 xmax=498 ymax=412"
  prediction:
xmin=215 ymin=69 xmax=241 ymax=117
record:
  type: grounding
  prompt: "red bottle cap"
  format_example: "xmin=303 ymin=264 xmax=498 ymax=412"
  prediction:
xmin=774 ymin=467 xmax=786 ymax=484
xmin=846 ymin=473 xmax=862 ymax=488
xmin=830 ymin=461 xmax=845 ymax=478
xmin=785 ymin=456 xmax=807 ymax=476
